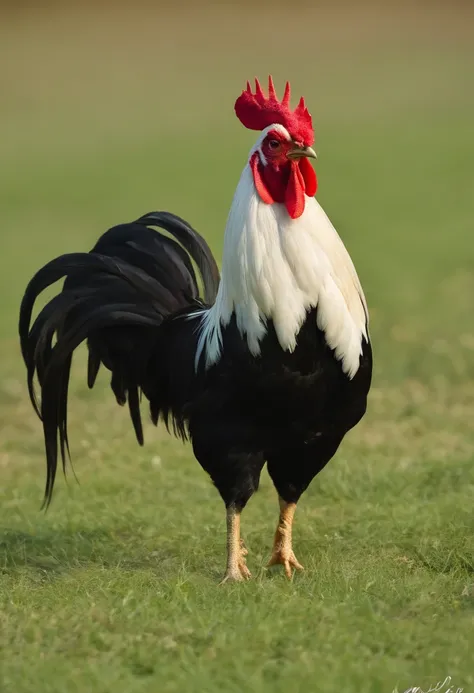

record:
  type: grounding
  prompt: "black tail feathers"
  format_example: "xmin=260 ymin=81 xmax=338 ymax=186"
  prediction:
xmin=19 ymin=211 xmax=219 ymax=506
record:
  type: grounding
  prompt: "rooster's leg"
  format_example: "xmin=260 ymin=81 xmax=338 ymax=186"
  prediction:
xmin=220 ymin=506 xmax=251 ymax=583
xmin=267 ymin=497 xmax=304 ymax=578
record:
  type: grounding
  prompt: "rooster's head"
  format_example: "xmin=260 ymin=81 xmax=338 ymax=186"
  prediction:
xmin=235 ymin=76 xmax=317 ymax=219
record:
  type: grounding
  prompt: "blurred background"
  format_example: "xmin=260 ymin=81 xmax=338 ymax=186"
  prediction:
xmin=1 ymin=3 xmax=474 ymax=689
xmin=1 ymin=0 xmax=473 ymax=387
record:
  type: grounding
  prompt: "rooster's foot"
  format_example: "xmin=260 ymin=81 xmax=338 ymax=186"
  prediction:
xmin=267 ymin=549 xmax=304 ymax=579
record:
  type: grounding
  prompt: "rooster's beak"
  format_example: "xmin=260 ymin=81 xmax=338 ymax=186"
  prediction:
xmin=287 ymin=145 xmax=317 ymax=160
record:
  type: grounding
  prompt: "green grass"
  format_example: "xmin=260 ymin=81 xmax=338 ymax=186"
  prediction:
xmin=1 ymin=4 xmax=474 ymax=692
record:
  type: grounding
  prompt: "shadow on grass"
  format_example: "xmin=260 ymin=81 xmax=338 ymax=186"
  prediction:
xmin=0 ymin=526 xmax=185 ymax=578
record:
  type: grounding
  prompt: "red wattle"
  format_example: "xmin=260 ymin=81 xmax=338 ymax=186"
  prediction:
xmin=285 ymin=161 xmax=306 ymax=219
xmin=299 ymin=155 xmax=318 ymax=197
xmin=250 ymin=152 xmax=317 ymax=220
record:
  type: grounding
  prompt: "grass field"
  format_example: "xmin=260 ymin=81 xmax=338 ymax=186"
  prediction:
xmin=1 ymin=3 xmax=474 ymax=692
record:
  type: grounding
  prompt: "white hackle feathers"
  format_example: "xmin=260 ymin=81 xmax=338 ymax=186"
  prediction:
xmin=194 ymin=128 xmax=368 ymax=379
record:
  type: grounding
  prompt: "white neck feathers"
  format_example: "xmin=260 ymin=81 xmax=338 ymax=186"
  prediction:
xmin=194 ymin=158 xmax=368 ymax=379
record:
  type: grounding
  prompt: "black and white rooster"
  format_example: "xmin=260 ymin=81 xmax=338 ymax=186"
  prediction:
xmin=19 ymin=77 xmax=372 ymax=582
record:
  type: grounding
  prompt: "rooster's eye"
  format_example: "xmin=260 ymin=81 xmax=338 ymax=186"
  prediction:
xmin=268 ymin=139 xmax=281 ymax=150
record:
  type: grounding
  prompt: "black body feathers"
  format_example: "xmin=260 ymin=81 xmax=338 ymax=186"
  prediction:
xmin=19 ymin=212 xmax=219 ymax=505
xmin=19 ymin=210 xmax=371 ymax=511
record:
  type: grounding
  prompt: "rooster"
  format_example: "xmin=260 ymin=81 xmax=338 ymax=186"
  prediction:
xmin=19 ymin=77 xmax=372 ymax=582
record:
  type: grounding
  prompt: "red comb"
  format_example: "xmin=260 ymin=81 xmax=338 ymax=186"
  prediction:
xmin=234 ymin=76 xmax=314 ymax=146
